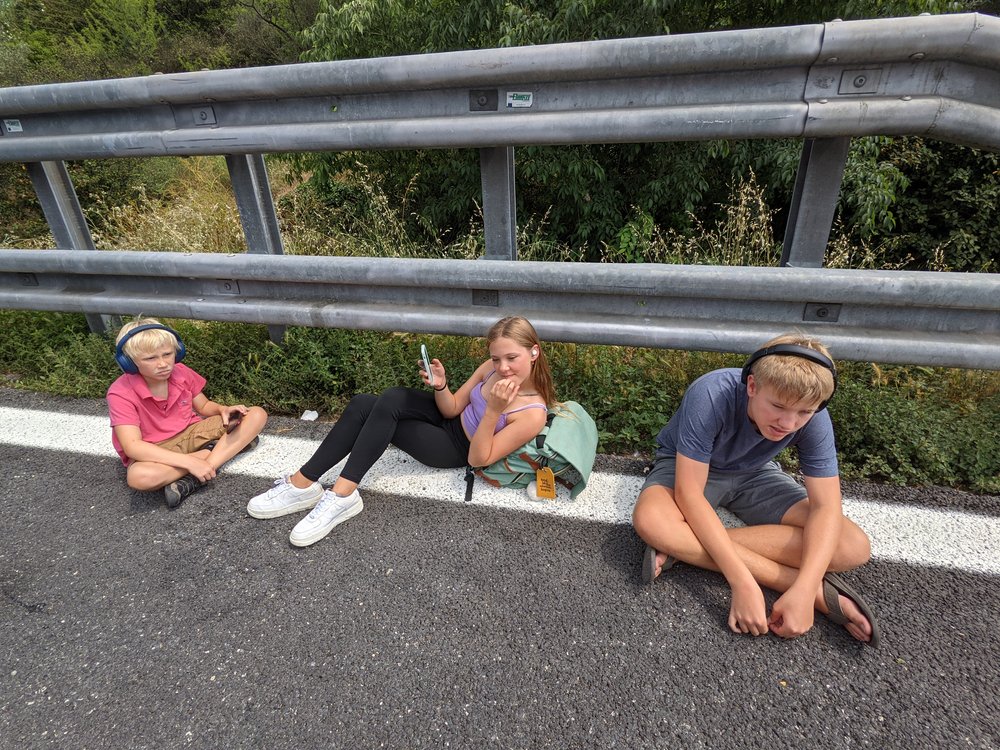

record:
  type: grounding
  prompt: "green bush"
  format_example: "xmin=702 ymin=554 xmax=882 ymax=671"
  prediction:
xmin=0 ymin=311 xmax=119 ymax=396
xmin=0 ymin=165 xmax=48 ymax=243
xmin=830 ymin=373 xmax=1000 ymax=493
xmin=2 ymin=310 xmax=996 ymax=492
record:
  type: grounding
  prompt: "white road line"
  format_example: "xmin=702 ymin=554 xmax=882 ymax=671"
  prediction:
xmin=2 ymin=406 xmax=998 ymax=575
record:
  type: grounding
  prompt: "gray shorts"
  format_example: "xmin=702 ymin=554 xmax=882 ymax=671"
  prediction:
xmin=641 ymin=455 xmax=807 ymax=526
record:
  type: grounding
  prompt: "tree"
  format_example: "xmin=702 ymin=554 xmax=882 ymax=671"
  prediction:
xmin=68 ymin=0 xmax=163 ymax=77
xmin=298 ymin=0 xmax=992 ymax=259
xmin=226 ymin=0 xmax=322 ymax=67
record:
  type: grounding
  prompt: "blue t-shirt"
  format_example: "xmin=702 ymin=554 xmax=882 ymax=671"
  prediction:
xmin=654 ymin=368 xmax=838 ymax=478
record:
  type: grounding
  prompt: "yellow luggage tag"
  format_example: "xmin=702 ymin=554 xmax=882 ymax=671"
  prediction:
xmin=535 ymin=467 xmax=557 ymax=499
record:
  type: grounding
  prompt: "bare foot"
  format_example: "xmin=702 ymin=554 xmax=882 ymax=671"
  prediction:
xmin=816 ymin=587 xmax=874 ymax=643
xmin=834 ymin=593 xmax=874 ymax=643
xmin=654 ymin=552 xmax=669 ymax=578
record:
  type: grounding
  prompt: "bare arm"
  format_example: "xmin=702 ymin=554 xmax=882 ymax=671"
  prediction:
xmin=674 ymin=453 xmax=769 ymax=636
xmin=424 ymin=358 xmax=547 ymax=466
xmin=430 ymin=359 xmax=494 ymax=419
xmin=795 ymin=475 xmax=843 ymax=581
xmin=768 ymin=474 xmax=843 ymax=637
xmin=113 ymin=424 xmax=216 ymax=481
xmin=466 ymin=390 xmax=547 ymax=467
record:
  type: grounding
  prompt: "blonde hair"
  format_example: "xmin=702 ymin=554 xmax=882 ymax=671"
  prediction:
xmin=115 ymin=317 xmax=181 ymax=360
xmin=486 ymin=316 xmax=557 ymax=407
xmin=749 ymin=333 xmax=836 ymax=407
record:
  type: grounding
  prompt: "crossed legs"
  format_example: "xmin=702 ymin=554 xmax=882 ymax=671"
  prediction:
xmin=126 ymin=407 xmax=268 ymax=490
xmin=632 ymin=484 xmax=874 ymax=642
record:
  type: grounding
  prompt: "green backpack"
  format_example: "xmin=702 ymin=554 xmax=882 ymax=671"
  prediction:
xmin=464 ymin=401 xmax=598 ymax=501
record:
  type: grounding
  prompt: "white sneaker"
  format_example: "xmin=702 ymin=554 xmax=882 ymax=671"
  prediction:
xmin=289 ymin=489 xmax=364 ymax=547
xmin=247 ymin=475 xmax=324 ymax=519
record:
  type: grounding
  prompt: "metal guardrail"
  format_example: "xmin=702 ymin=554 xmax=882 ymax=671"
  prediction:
xmin=1 ymin=13 xmax=998 ymax=367
xmin=2 ymin=14 xmax=998 ymax=155
xmin=2 ymin=249 xmax=998 ymax=369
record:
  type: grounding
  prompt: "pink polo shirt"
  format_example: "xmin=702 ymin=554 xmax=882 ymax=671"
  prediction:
xmin=107 ymin=362 xmax=207 ymax=465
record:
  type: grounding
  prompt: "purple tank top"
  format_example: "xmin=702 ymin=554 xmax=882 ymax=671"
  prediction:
xmin=461 ymin=373 xmax=547 ymax=436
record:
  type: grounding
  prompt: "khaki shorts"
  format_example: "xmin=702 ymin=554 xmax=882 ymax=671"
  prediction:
xmin=155 ymin=416 xmax=226 ymax=455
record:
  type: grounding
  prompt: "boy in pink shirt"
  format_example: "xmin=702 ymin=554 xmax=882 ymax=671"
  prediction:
xmin=107 ymin=318 xmax=267 ymax=507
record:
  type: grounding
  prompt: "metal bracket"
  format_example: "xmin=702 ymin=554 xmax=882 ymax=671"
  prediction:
xmin=472 ymin=289 xmax=499 ymax=306
xmin=192 ymin=106 xmax=217 ymax=126
xmin=469 ymin=90 xmax=498 ymax=112
xmin=803 ymin=302 xmax=841 ymax=322
xmin=838 ymin=68 xmax=882 ymax=95
xmin=218 ymin=279 xmax=241 ymax=295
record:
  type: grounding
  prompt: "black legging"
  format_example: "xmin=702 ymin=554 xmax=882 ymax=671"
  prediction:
xmin=299 ymin=387 xmax=472 ymax=484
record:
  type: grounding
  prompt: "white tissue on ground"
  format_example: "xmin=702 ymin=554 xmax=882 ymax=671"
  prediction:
xmin=300 ymin=410 xmax=319 ymax=421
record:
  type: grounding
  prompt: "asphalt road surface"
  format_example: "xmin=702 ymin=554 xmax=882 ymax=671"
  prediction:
xmin=1 ymin=387 xmax=998 ymax=749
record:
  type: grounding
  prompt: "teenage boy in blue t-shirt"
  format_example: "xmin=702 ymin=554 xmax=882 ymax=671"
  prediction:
xmin=632 ymin=333 xmax=880 ymax=647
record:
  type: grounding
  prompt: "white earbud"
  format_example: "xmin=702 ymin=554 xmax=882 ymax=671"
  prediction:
xmin=532 ymin=348 xmax=538 ymax=357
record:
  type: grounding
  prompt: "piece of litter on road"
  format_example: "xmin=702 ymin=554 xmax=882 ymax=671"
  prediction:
xmin=300 ymin=410 xmax=319 ymax=421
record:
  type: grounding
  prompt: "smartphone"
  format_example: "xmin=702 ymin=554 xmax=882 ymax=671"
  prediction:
xmin=420 ymin=344 xmax=435 ymax=387
xmin=226 ymin=411 xmax=242 ymax=433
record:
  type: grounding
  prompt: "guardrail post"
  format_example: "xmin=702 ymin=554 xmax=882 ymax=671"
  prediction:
xmin=26 ymin=160 xmax=114 ymax=334
xmin=780 ymin=137 xmax=851 ymax=268
xmin=479 ymin=147 xmax=517 ymax=260
xmin=225 ymin=153 xmax=286 ymax=343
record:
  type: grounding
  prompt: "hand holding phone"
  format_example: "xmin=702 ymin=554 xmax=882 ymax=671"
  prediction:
xmin=420 ymin=344 xmax=435 ymax=387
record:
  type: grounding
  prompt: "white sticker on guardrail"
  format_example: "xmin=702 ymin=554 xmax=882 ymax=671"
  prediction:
xmin=3 ymin=119 xmax=23 ymax=133
xmin=506 ymin=92 xmax=533 ymax=108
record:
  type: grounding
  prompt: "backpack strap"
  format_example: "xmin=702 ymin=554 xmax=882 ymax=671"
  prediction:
xmin=535 ymin=411 xmax=555 ymax=448
xmin=464 ymin=464 xmax=475 ymax=502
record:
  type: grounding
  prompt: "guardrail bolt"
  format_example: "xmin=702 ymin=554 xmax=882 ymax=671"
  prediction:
xmin=803 ymin=302 xmax=842 ymax=322
xmin=191 ymin=105 xmax=217 ymax=126
xmin=853 ymin=75 xmax=867 ymax=88
xmin=469 ymin=89 xmax=498 ymax=111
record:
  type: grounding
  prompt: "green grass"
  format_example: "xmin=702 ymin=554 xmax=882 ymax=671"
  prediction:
xmin=1 ymin=310 xmax=997 ymax=493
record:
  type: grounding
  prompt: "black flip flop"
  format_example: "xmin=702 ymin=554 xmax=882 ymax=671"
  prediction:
xmin=641 ymin=544 xmax=676 ymax=584
xmin=822 ymin=572 xmax=882 ymax=648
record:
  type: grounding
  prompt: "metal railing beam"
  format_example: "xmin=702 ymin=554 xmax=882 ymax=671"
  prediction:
xmin=2 ymin=249 xmax=997 ymax=369
xmin=1 ymin=15 xmax=998 ymax=158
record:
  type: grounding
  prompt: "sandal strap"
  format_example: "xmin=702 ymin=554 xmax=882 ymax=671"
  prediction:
xmin=822 ymin=577 xmax=850 ymax=625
